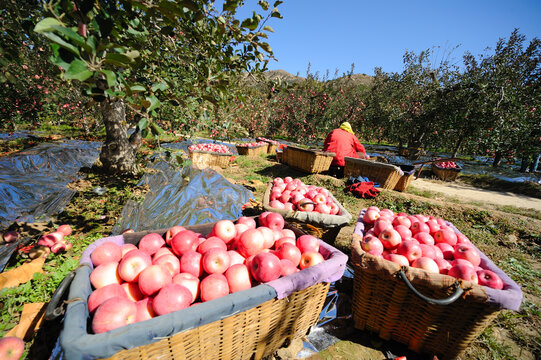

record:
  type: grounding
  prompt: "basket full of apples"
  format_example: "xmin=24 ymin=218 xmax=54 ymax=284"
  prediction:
xmin=58 ymin=213 xmax=347 ymax=360
xmin=350 ymin=207 xmax=522 ymax=360
xmin=188 ymin=143 xmax=233 ymax=169
xmin=262 ymin=177 xmax=352 ymax=243
xmin=431 ymin=160 xmax=462 ymax=181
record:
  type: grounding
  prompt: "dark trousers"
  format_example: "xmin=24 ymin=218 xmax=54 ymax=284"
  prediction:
xmin=328 ymin=165 xmax=344 ymax=178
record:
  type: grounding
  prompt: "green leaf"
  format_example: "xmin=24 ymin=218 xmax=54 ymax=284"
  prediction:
xmin=146 ymin=95 xmax=161 ymax=112
xmin=180 ymin=0 xmax=199 ymax=11
xmin=50 ymin=25 xmax=90 ymax=52
xmin=34 ymin=18 xmax=62 ymax=33
xmin=263 ymin=25 xmax=274 ymax=33
xmin=65 ymin=60 xmax=93 ymax=81
xmin=101 ymin=70 xmax=117 ymax=88
xmin=41 ymin=32 xmax=80 ymax=56
xmin=223 ymin=0 xmax=240 ymax=12
xmin=104 ymin=53 xmax=135 ymax=66
xmin=271 ymin=8 xmax=283 ymax=19
xmin=150 ymin=122 xmax=165 ymax=136
xmin=151 ymin=81 xmax=169 ymax=92
xmin=125 ymin=50 xmax=140 ymax=60
xmin=138 ymin=117 xmax=149 ymax=130
xmin=217 ymin=16 xmax=226 ymax=24
xmin=130 ymin=84 xmax=146 ymax=92
xmin=258 ymin=1 xmax=269 ymax=11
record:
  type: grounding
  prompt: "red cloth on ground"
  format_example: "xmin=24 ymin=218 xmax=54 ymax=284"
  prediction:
xmin=322 ymin=128 xmax=366 ymax=166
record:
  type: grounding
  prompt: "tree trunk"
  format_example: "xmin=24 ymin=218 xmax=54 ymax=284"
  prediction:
xmin=99 ymin=99 xmax=140 ymax=175
xmin=492 ymin=151 xmax=502 ymax=167
xmin=452 ymin=135 xmax=465 ymax=158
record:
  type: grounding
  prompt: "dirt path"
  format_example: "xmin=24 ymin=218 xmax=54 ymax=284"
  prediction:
xmin=409 ymin=178 xmax=541 ymax=211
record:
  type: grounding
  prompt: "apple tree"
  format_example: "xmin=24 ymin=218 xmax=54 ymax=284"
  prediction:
xmin=34 ymin=0 xmax=283 ymax=175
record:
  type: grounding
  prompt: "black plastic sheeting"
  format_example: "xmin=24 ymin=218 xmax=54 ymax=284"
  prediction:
xmin=0 ymin=140 xmax=101 ymax=229
xmin=111 ymin=157 xmax=253 ymax=234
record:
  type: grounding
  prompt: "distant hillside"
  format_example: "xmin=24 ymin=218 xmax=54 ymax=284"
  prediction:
xmin=263 ymin=70 xmax=305 ymax=84
xmin=264 ymin=70 xmax=373 ymax=87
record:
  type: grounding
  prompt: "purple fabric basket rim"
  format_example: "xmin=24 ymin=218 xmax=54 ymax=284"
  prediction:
xmin=354 ymin=209 xmax=523 ymax=311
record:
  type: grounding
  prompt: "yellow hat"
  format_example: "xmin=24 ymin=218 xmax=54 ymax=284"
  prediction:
xmin=339 ymin=122 xmax=354 ymax=134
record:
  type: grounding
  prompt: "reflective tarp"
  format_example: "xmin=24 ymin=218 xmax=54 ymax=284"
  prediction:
xmin=0 ymin=141 xmax=101 ymax=229
xmin=112 ymin=157 xmax=253 ymax=234
xmin=0 ymin=131 xmax=44 ymax=141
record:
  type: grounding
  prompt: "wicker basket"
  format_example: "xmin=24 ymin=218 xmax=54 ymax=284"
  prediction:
xmin=256 ymin=138 xmax=278 ymax=154
xmin=189 ymin=150 xmax=231 ymax=169
xmin=59 ymin=220 xmax=346 ymax=360
xmin=350 ymin=212 xmax=523 ymax=360
xmin=344 ymin=157 xmax=401 ymax=189
xmin=393 ymin=164 xmax=416 ymax=192
xmin=262 ymin=182 xmax=352 ymax=244
xmin=236 ymin=144 xmax=269 ymax=157
xmin=431 ymin=164 xmax=462 ymax=181
xmin=283 ymin=146 xmax=335 ymax=174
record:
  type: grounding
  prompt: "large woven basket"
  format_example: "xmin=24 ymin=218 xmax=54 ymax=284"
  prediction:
xmin=189 ymin=150 xmax=231 ymax=169
xmin=283 ymin=146 xmax=335 ymax=174
xmin=236 ymin=144 xmax=269 ymax=157
xmin=344 ymin=157 xmax=401 ymax=189
xmin=262 ymin=182 xmax=352 ymax=244
xmin=431 ymin=163 xmax=462 ymax=181
xmin=350 ymin=212 xmax=523 ymax=360
xmin=59 ymin=220 xmax=347 ymax=360
xmin=393 ymin=164 xmax=416 ymax=192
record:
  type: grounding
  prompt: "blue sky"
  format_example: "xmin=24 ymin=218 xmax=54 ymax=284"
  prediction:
xmin=243 ymin=0 xmax=541 ymax=78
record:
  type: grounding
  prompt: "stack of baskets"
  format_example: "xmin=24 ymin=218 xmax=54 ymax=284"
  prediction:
xmin=350 ymin=209 xmax=523 ymax=360
xmin=189 ymin=149 xmax=232 ymax=169
xmin=344 ymin=157 xmax=402 ymax=189
xmin=236 ymin=143 xmax=269 ymax=157
xmin=283 ymin=146 xmax=335 ymax=174
xmin=57 ymin=219 xmax=348 ymax=360
xmin=262 ymin=182 xmax=352 ymax=244
xmin=431 ymin=163 xmax=462 ymax=181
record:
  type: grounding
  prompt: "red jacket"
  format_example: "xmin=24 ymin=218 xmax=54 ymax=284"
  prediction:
xmin=323 ymin=128 xmax=366 ymax=166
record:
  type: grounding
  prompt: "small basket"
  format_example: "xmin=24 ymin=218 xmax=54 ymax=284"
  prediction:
xmin=393 ymin=164 xmax=416 ymax=192
xmin=236 ymin=143 xmax=269 ymax=157
xmin=283 ymin=146 xmax=335 ymax=174
xmin=344 ymin=157 xmax=401 ymax=189
xmin=350 ymin=210 xmax=523 ymax=360
xmin=431 ymin=163 xmax=462 ymax=181
xmin=189 ymin=150 xmax=231 ymax=169
xmin=59 ymin=220 xmax=347 ymax=360
xmin=256 ymin=138 xmax=278 ymax=154
xmin=262 ymin=182 xmax=352 ymax=244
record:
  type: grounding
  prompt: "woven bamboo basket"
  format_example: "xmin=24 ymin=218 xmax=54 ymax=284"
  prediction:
xmin=236 ymin=144 xmax=269 ymax=157
xmin=108 ymin=282 xmax=328 ymax=360
xmin=393 ymin=164 xmax=416 ymax=192
xmin=283 ymin=146 xmax=335 ymax=174
xmin=256 ymin=138 xmax=278 ymax=154
xmin=344 ymin=157 xmax=401 ymax=189
xmin=431 ymin=164 xmax=462 ymax=181
xmin=262 ymin=182 xmax=352 ymax=244
xmin=189 ymin=150 xmax=231 ymax=169
xmin=350 ymin=211 xmax=523 ymax=360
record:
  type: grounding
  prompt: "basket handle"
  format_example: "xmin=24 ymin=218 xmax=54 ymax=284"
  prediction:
xmin=45 ymin=264 xmax=90 ymax=320
xmin=397 ymin=268 xmax=464 ymax=306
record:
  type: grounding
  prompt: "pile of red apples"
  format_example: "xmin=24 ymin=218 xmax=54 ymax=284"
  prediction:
xmin=268 ymin=177 xmax=341 ymax=215
xmin=237 ymin=141 xmax=267 ymax=148
xmin=435 ymin=160 xmax=459 ymax=169
xmin=256 ymin=137 xmax=280 ymax=145
xmin=188 ymin=143 xmax=231 ymax=153
xmin=36 ymin=224 xmax=73 ymax=254
xmin=361 ymin=207 xmax=504 ymax=290
xmin=87 ymin=213 xmax=326 ymax=334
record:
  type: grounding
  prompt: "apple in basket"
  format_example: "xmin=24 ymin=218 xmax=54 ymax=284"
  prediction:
xmin=0 ymin=336 xmax=25 ymax=360
xmin=250 ymin=252 xmax=282 ymax=282
xmin=90 ymin=242 xmax=122 ymax=267
xmin=477 ymin=269 xmax=504 ymax=290
xmin=225 ymin=264 xmax=253 ymax=293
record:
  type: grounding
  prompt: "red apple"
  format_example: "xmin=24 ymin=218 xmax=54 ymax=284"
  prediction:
xmin=477 ymin=269 xmax=504 ymax=290
xmin=385 ymin=253 xmax=410 ymax=267
xmin=434 ymin=229 xmax=458 ymax=246
xmin=448 ymin=263 xmax=478 ymax=284
xmin=120 ymin=243 xmax=138 ymax=258
xmin=435 ymin=242 xmax=455 ymax=260
xmin=451 ymin=258 xmax=476 ymax=270
xmin=434 ymin=258 xmax=452 ymax=274
xmin=152 ymin=247 xmax=174 ymax=260
xmin=378 ymin=228 xmax=402 ymax=250
xmin=2 ymin=231 xmax=19 ymax=243
xmin=153 ymin=254 xmax=181 ymax=276
xmin=280 ymin=259 xmax=298 ymax=276
xmin=396 ymin=240 xmax=423 ymax=263
xmin=250 ymin=252 xmax=282 ymax=282
xmin=363 ymin=209 xmax=380 ymax=225
xmin=237 ymin=229 xmax=265 ymax=257
xmin=234 ymin=224 xmax=249 ymax=240
xmin=152 ymin=283 xmax=193 ymax=316
xmin=361 ymin=236 xmax=384 ymax=256
xmin=296 ymin=235 xmax=319 ymax=254
xmin=121 ymin=282 xmax=144 ymax=302
xmin=265 ymin=213 xmax=285 ymax=231
xmin=372 ymin=219 xmax=392 ymax=236
xmin=165 ymin=225 xmax=186 ymax=245
xmin=173 ymin=273 xmax=200 ymax=303
xmin=170 ymin=230 xmax=199 ymax=257
xmin=299 ymin=251 xmax=324 ymax=270
xmin=134 ymin=297 xmax=156 ymax=322
xmin=118 ymin=249 xmax=152 ymax=282
xmin=225 ymin=263 xmax=253 ymax=292
xmin=453 ymin=243 xmax=481 ymax=267
xmin=257 ymin=227 xmax=276 ymax=249
xmin=179 ymin=250 xmax=203 ymax=277
xmin=200 ymin=274 xmax=230 ymax=302
xmin=258 ymin=212 xmax=272 ymax=227
xmin=410 ymin=221 xmax=430 ymax=235
xmin=92 ymin=296 xmax=136 ymax=334
xmin=51 ymin=242 xmax=67 ymax=254
xmin=0 ymin=336 xmax=24 ymax=360
xmin=138 ymin=233 xmax=165 ymax=256
xmin=138 ymin=264 xmax=173 ymax=297
xmin=280 ymin=229 xmax=296 ymax=239
xmin=274 ymin=242 xmax=302 ymax=266
xmin=202 ymin=248 xmax=231 ymax=274
xmin=275 ymin=237 xmax=296 ymax=249
xmin=90 ymin=262 xmax=122 ymax=289
xmin=212 ymin=220 xmax=237 ymax=243
xmin=88 ymin=283 xmax=127 ymax=313
xmin=328 ymin=202 xmax=340 ymax=215
xmin=411 ymin=257 xmax=439 ymax=274
xmin=456 ymin=233 xmax=471 ymax=244
xmin=392 ymin=216 xmax=411 ymax=229
xmin=393 ymin=225 xmax=412 ymax=240
xmin=90 ymin=242 xmax=122 ymax=267
xmin=227 ymin=250 xmax=245 ymax=266
xmin=197 ymin=236 xmax=227 ymax=254
xmin=413 ymin=232 xmax=435 ymax=245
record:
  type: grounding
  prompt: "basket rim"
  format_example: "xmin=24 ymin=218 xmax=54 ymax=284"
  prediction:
xmin=345 ymin=156 xmax=401 ymax=171
xmin=189 ymin=149 xmax=233 ymax=156
xmin=285 ymin=145 xmax=336 ymax=157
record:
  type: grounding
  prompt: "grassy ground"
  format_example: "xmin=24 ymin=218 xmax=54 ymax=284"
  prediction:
xmin=0 ymin=139 xmax=539 ymax=359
